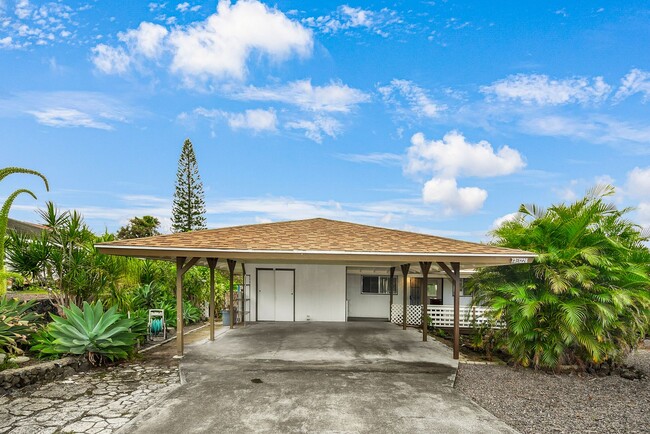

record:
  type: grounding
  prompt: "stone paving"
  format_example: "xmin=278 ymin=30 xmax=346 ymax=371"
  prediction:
xmin=0 ymin=362 xmax=180 ymax=434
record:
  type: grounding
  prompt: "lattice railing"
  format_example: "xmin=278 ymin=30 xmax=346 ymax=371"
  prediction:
xmin=390 ymin=304 xmax=422 ymax=325
xmin=391 ymin=304 xmax=499 ymax=328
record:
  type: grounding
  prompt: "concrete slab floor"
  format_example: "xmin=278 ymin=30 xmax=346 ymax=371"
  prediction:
xmin=119 ymin=322 xmax=518 ymax=434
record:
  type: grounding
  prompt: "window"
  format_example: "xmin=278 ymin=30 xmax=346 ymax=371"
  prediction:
xmin=361 ymin=276 xmax=397 ymax=294
xmin=461 ymin=278 xmax=474 ymax=296
xmin=450 ymin=278 xmax=474 ymax=296
xmin=409 ymin=278 xmax=443 ymax=304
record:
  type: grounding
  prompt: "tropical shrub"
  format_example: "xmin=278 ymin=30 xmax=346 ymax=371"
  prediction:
xmin=132 ymin=282 xmax=163 ymax=310
xmin=183 ymin=299 xmax=203 ymax=324
xmin=469 ymin=185 xmax=650 ymax=369
xmin=0 ymin=297 xmax=41 ymax=354
xmin=33 ymin=301 xmax=138 ymax=365
xmin=5 ymin=230 xmax=52 ymax=287
xmin=5 ymin=203 xmax=131 ymax=308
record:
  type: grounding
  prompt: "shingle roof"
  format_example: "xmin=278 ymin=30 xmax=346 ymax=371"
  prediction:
xmin=7 ymin=218 xmax=48 ymax=236
xmin=97 ymin=218 xmax=532 ymax=257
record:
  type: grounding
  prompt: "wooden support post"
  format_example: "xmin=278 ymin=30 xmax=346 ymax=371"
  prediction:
xmin=437 ymin=261 xmax=461 ymax=360
xmin=388 ymin=266 xmax=395 ymax=322
xmin=227 ymin=259 xmax=237 ymax=329
xmin=452 ymin=262 xmax=461 ymax=360
xmin=175 ymin=256 xmax=200 ymax=357
xmin=400 ymin=264 xmax=410 ymax=330
xmin=419 ymin=262 xmax=432 ymax=342
xmin=207 ymin=258 xmax=218 ymax=341
xmin=241 ymin=263 xmax=246 ymax=325
xmin=176 ymin=257 xmax=185 ymax=357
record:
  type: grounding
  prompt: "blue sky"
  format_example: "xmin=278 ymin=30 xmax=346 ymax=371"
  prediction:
xmin=1 ymin=0 xmax=650 ymax=240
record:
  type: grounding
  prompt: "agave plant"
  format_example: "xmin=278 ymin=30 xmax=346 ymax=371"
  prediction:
xmin=0 ymin=297 xmax=41 ymax=354
xmin=183 ymin=299 xmax=203 ymax=324
xmin=132 ymin=282 xmax=163 ymax=310
xmin=33 ymin=301 xmax=138 ymax=365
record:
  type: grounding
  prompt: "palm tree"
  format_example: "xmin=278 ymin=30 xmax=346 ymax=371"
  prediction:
xmin=470 ymin=185 xmax=650 ymax=369
xmin=0 ymin=167 xmax=49 ymax=295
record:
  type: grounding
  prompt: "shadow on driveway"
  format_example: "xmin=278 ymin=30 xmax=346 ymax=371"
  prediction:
xmin=120 ymin=322 xmax=517 ymax=434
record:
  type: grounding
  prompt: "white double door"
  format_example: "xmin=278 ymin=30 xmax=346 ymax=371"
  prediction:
xmin=257 ymin=269 xmax=295 ymax=321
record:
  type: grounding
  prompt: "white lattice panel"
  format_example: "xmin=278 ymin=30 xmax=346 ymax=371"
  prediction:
xmin=391 ymin=304 xmax=424 ymax=325
xmin=391 ymin=304 xmax=501 ymax=328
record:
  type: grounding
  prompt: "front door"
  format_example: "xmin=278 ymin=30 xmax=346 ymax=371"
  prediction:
xmin=274 ymin=269 xmax=294 ymax=321
xmin=257 ymin=268 xmax=295 ymax=321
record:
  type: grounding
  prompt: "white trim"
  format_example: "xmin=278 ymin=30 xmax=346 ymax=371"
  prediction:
xmin=95 ymin=244 xmax=536 ymax=258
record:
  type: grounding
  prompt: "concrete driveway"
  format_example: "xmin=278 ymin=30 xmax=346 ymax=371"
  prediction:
xmin=121 ymin=322 xmax=516 ymax=434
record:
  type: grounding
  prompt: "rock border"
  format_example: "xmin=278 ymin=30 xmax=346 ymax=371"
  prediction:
xmin=1 ymin=357 xmax=87 ymax=394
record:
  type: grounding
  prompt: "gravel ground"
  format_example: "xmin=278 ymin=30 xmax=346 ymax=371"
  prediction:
xmin=455 ymin=349 xmax=650 ymax=433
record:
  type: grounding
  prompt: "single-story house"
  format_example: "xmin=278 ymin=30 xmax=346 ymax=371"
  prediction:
xmin=96 ymin=218 xmax=535 ymax=359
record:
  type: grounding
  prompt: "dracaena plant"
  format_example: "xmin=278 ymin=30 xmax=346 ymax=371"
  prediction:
xmin=33 ymin=300 xmax=139 ymax=365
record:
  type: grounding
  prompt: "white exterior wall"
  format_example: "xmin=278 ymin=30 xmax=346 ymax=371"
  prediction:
xmin=346 ymin=274 xmax=396 ymax=319
xmin=347 ymin=272 xmax=474 ymax=319
xmin=441 ymin=278 xmax=474 ymax=307
xmin=248 ymin=263 xmax=347 ymax=322
xmin=246 ymin=264 xmax=475 ymax=322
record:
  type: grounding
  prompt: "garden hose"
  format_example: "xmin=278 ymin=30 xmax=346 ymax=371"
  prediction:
xmin=150 ymin=318 xmax=163 ymax=335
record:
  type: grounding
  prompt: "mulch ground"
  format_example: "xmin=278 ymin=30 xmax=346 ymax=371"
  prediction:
xmin=455 ymin=347 xmax=650 ymax=434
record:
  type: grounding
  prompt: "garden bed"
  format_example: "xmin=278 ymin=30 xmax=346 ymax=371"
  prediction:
xmin=455 ymin=348 xmax=650 ymax=433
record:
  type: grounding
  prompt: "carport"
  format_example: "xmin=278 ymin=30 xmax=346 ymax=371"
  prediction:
xmin=95 ymin=218 xmax=535 ymax=360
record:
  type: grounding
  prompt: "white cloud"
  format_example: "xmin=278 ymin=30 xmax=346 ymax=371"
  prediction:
xmin=232 ymin=79 xmax=370 ymax=113
xmin=625 ymin=167 xmax=650 ymax=199
xmin=285 ymin=116 xmax=341 ymax=143
xmin=91 ymin=44 xmax=131 ymax=74
xmin=614 ymin=69 xmax=650 ymax=102
xmin=492 ymin=212 xmax=520 ymax=228
xmin=378 ymin=79 xmax=445 ymax=119
xmin=118 ymin=22 xmax=168 ymax=59
xmin=168 ymin=0 xmax=312 ymax=83
xmin=91 ymin=0 xmax=313 ymax=84
xmin=554 ymin=179 xmax=580 ymax=202
xmin=624 ymin=167 xmax=650 ymax=230
xmin=340 ymin=5 xmax=373 ymax=27
xmin=520 ymin=114 xmax=650 ymax=152
xmin=0 ymin=0 xmax=77 ymax=49
xmin=192 ymin=107 xmax=277 ymax=133
xmin=27 ymin=108 xmax=113 ymax=130
xmin=0 ymin=36 xmax=15 ymax=48
xmin=205 ymin=195 xmax=441 ymax=228
xmin=302 ymin=5 xmax=402 ymax=37
xmin=176 ymin=2 xmax=189 ymax=12
xmin=336 ymin=153 xmax=402 ymax=166
xmin=481 ymin=74 xmax=611 ymax=105
xmin=406 ymin=131 xmax=526 ymax=178
xmin=15 ymin=0 xmax=31 ymax=19
xmin=637 ymin=202 xmax=650 ymax=228
xmin=224 ymin=108 xmax=277 ymax=132
xmin=0 ymin=91 xmax=133 ymax=130
xmin=422 ymin=177 xmax=487 ymax=215
xmin=406 ymin=131 xmax=525 ymax=215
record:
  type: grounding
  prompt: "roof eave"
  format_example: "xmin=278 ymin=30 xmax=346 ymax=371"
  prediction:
xmin=95 ymin=244 xmax=536 ymax=266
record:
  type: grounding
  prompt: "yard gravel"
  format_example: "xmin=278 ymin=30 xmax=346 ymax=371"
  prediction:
xmin=455 ymin=349 xmax=650 ymax=434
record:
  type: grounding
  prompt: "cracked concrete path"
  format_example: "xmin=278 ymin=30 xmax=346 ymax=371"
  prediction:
xmin=0 ymin=362 xmax=180 ymax=434
xmin=122 ymin=322 xmax=518 ymax=433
